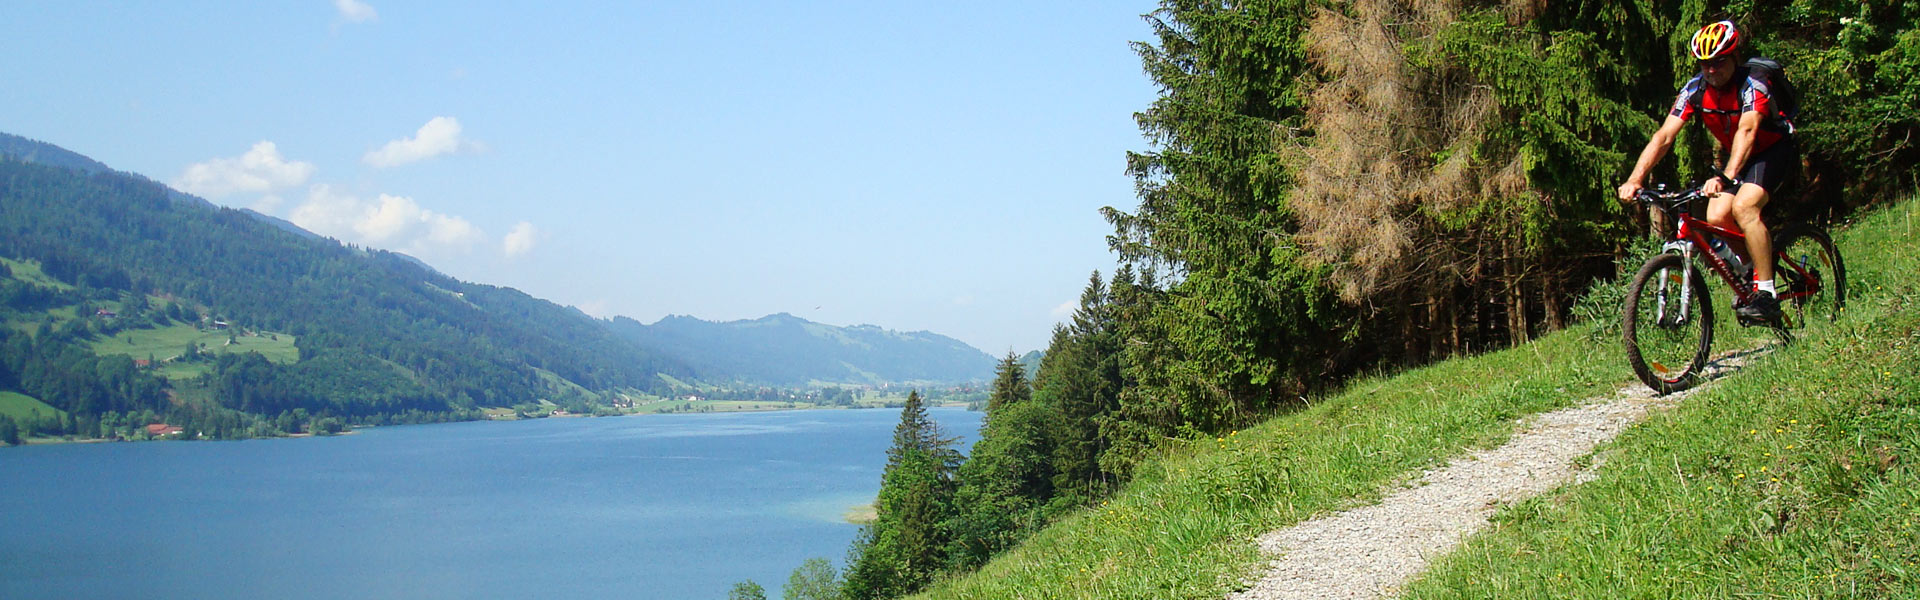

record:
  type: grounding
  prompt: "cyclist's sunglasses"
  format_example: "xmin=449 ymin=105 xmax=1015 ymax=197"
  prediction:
xmin=1699 ymin=55 xmax=1735 ymax=69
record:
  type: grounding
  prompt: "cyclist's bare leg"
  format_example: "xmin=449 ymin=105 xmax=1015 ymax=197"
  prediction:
xmin=1733 ymin=184 xmax=1773 ymax=283
xmin=1706 ymin=191 xmax=1737 ymax=231
xmin=1706 ymin=186 xmax=1775 ymax=284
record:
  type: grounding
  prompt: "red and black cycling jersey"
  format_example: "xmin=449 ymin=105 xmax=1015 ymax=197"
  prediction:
xmin=1669 ymin=72 xmax=1793 ymax=154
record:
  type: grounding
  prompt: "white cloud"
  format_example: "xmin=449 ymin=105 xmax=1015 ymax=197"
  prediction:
xmin=335 ymin=0 xmax=378 ymax=23
xmin=503 ymin=221 xmax=539 ymax=257
xmin=574 ymin=299 xmax=612 ymax=319
xmin=173 ymin=141 xmax=316 ymax=200
xmin=1050 ymin=299 xmax=1077 ymax=318
xmin=289 ymin=185 xmax=483 ymax=255
xmin=363 ymin=117 xmax=470 ymax=168
xmin=252 ymin=194 xmax=286 ymax=214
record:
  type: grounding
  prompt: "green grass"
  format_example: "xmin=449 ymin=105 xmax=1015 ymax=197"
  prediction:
xmin=89 ymin=322 xmax=297 ymax=380
xmin=0 ymin=391 xmax=64 ymax=421
xmin=0 ymin=257 xmax=75 ymax=290
xmin=915 ymin=304 xmax=1628 ymax=598
xmin=533 ymin=367 xmax=601 ymax=403
xmin=1400 ymin=197 xmax=1920 ymax=598
xmin=913 ymin=197 xmax=1918 ymax=599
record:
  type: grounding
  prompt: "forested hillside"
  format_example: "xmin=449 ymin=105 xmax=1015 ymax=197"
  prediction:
xmin=607 ymin=313 xmax=995 ymax=385
xmin=806 ymin=2 xmax=1920 ymax=599
xmin=0 ymin=146 xmax=694 ymax=437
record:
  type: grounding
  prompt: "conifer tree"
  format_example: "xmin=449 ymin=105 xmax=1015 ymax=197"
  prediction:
xmin=844 ymin=391 xmax=958 ymax=599
xmin=943 ymin=353 xmax=1056 ymax=571
xmin=984 ymin=352 xmax=1031 ymax=416
xmin=1037 ymin=271 xmax=1123 ymax=501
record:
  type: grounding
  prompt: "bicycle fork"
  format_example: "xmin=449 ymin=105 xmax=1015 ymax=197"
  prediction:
xmin=1656 ymin=243 xmax=1695 ymax=327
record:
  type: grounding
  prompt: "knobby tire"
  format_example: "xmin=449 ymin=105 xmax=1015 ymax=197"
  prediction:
xmin=1623 ymin=253 xmax=1715 ymax=395
xmin=1769 ymin=224 xmax=1846 ymax=329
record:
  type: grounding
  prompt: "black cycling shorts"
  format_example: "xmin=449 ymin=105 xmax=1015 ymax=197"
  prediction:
xmin=1738 ymin=137 xmax=1799 ymax=196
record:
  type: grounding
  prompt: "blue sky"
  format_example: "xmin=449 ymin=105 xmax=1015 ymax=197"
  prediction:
xmin=2 ymin=1 xmax=1161 ymax=354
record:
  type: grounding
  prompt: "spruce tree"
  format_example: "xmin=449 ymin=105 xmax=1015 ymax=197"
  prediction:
xmin=984 ymin=352 xmax=1030 ymax=417
xmin=1039 ymin=271 xmax=1123 ymax=501
xmin=943 ymin=351 xmax=1057 ymax=571
xmin=844 ymin=391 xmax=958 ymax=599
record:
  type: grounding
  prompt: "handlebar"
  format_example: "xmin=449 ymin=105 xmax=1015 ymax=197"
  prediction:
xmin=1634 ymin=183 xmax=1705 ymax=216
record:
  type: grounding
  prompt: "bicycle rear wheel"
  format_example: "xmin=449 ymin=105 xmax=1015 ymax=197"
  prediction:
xmin=1623 ymin=253 xmax=1715 ymax=394
xmin=1770 ymin=224 xmax=1846 ymax=328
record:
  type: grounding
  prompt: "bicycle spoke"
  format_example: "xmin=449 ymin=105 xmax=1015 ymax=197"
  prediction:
xmin=1625 ymin=254 xmax=1714 ymax=394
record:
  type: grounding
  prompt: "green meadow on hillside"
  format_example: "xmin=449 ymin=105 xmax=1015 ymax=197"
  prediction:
xmin=0 ymin=391 xmax=63 ymax=422
xmin=0 ymin=257 xmax=73 ymax=291
xmin=912 ymin=197 xmax=1917 ymax=599
xmin=89 ymin=322 xmax=298 ymax=381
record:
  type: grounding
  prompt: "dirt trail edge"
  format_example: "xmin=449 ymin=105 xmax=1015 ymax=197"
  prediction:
xmin=1228 ymin=353 xmax=1756 ymax=600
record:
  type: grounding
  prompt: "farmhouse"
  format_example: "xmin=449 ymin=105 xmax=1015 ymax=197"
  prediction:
xmin=144 ymin=424 xmax=184 ymax=437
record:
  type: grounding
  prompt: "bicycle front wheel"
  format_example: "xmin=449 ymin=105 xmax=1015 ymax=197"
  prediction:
xmin=1771 ymin=224 xmax=1846 ymax=328
xmin=1623 ymin=253 xmax=1715 ymax=394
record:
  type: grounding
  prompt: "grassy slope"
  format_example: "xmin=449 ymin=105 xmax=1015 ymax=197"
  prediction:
xmin=0 ymin=257 xmax=75 ymax=290
xmin=1404 ymin=199 xmax=1920 ymax=598
xmin=89 ymin=322 xmax=298 ymax=380
xmin=916 ymin=198 xmax=1916 ymax=599
xmin=2 ymin=259 xmax=297 ymax=381
xmin=0 ymin=391 xmax=64 ymax=421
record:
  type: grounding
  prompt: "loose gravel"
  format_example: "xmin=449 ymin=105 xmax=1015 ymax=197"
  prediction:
xmin=1227 ymin=350 xmax=1758 ymax=600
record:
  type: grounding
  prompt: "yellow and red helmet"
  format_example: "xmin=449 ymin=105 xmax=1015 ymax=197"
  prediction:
xmin=1690 ymin=21 xmax=1740 ymax=61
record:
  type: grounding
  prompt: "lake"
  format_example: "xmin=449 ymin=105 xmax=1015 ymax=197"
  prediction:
xmin=0 ymin=406 xmax=982 ymax=599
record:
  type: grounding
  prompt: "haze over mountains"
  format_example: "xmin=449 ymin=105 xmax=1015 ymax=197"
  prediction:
xmin=609 ymin=313 xmax=994 ymax=385
xmin=0 ymin=132 xmax=995 ymax=419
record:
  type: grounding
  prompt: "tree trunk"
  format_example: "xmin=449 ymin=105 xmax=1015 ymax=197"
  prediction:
xmin=1428 ymin=286 xmax=1447 ymax=360
xmin=1505 ymin=252 xmax=1530 ymax=347
xmin=1542 ymin=273 xmax=1564 ymax=332
xmin=1402 ymin=288 xmax=1421 ymax=365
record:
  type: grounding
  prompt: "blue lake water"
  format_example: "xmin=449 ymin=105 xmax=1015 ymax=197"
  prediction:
xmin=0 ymin=407 xmax=982 ymax=600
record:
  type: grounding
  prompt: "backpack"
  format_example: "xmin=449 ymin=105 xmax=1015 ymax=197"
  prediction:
xmin=1743 ymin=57 xmax=1800 ymax=132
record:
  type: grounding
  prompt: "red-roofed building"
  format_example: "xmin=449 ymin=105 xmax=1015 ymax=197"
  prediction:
xmin=144 ymin=424 xmax=184 ymax=437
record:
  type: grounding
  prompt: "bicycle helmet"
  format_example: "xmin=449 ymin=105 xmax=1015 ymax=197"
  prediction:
xmin=1690 ymin=21 xmax=1740 ymax=61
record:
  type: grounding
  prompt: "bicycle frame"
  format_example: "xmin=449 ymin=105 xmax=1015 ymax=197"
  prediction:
xmin=1673 ymin=213 xmax=1755 ymax=303
xmin=1646 ymin=186 xmax=1826 ymax=323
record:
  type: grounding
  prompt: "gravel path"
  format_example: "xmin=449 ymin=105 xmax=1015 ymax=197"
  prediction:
xmin=1227 ymin=351 xmax=1758 ymax=600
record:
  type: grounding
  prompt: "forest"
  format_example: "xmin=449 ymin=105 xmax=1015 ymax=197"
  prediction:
xmin=747 ymin=2 xmax=1920 ymax=599
xmin=0 ymin=151 xmax=701 ymax=439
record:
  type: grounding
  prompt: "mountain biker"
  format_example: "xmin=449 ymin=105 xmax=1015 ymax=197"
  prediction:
xmin=1616 ymin=20 xmax=1798 ymax=322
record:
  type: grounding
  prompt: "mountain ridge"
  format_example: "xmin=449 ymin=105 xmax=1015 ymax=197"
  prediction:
xmin=610 ymin=312 xmax=995 ymax=385
xmin=0 ymin=133 xmax=995 ymax=403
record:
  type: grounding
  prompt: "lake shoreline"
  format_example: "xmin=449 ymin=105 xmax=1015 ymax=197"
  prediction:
xmin=3 ymin=402 xmax=974 ymax=448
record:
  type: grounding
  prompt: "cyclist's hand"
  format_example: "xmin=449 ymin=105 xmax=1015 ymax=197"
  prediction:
xmin=1616 ymin=181 xmax=1641 ymax=204
xmin=1700 ymin=177 xmax=1725 ymax=197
